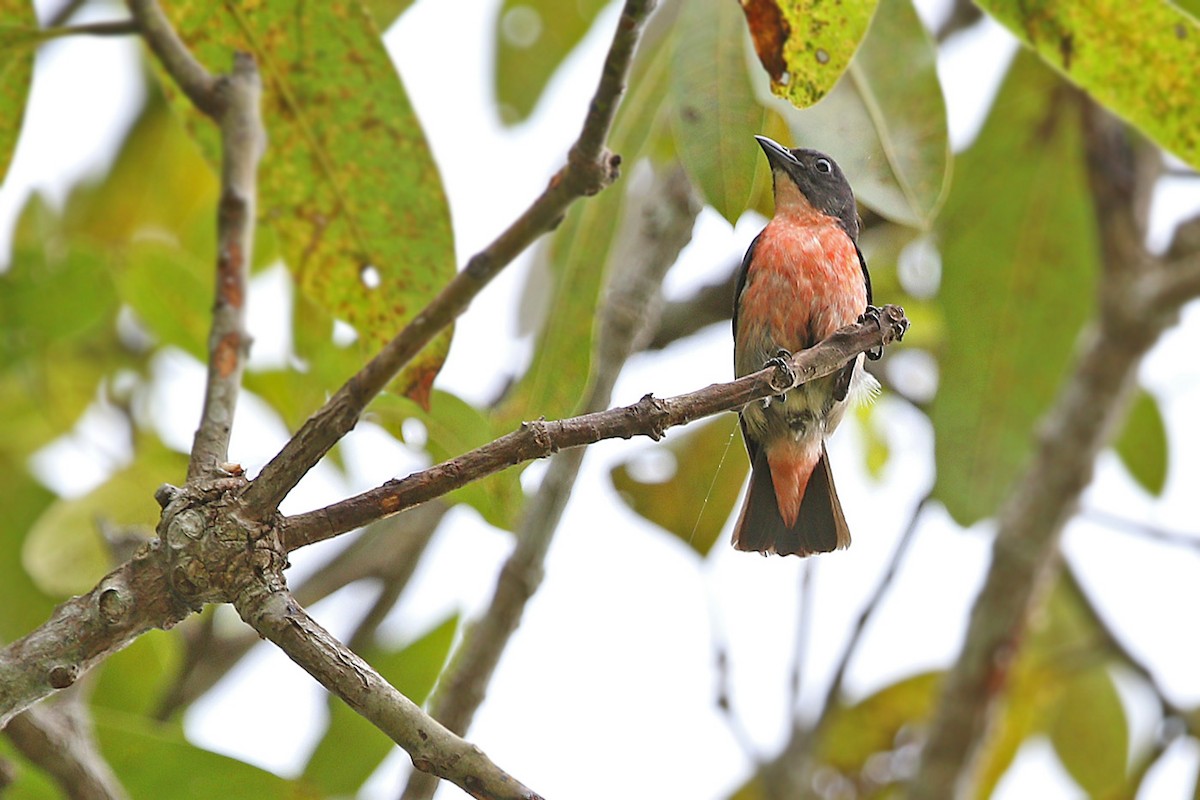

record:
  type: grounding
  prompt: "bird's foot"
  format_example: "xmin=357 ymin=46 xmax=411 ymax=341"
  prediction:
xmin=859 ymin=305 xmax=885 ymax=361
xmin=763 ymin=348 xmax=793 ymax=406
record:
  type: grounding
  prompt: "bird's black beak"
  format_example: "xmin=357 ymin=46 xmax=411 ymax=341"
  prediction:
xmin=755 ymin=135 xmax=798 ymax=172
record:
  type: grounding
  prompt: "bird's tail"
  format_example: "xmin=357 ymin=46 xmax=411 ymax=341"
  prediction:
xmin=731 ymin=441 xmax=850 ymax=556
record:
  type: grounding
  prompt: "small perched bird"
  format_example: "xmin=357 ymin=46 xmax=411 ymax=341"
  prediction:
xmin=731 ymin=136 xmax=879 ymax=557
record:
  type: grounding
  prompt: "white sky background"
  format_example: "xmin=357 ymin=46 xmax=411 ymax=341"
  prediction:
xmin=5 ymin=0 xmax=1200 ymax=798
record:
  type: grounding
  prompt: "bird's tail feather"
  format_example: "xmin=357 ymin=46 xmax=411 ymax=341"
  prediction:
xmin=731 ymin=442 xmax=850 ymax=556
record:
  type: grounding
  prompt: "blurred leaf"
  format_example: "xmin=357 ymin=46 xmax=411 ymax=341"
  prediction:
xmin=671 ymin=0 xmax=767 ymax=222
xmin=96 ymin=709 xmax=314 ymax=799
xmin=973 ymin=653 xmax=1059 ymax=799
xmin=372 ymin=391 xmax=524 ymax=529
xmin=785 ymin=0 xmax=950 ymax=229
xmin=0 ymin=460 xmax=56 ymax=640
xmin=1114 ymin=389 xmax=1168 ymax=496
xmin=740 ymin=0 xmax=878 ymax=109
xmin=929 ymin=53 xmax=1097 ymax=526
xmin=1047 ymin=665 xmax=1129 ymax=797
xmin=856 ymin=402 xmax=890 ymax=479
xmin=120 ymin=241 xmax=212 ymax=358
xmin=819 ymin=671 xmax=941 ymax=772
xmin=162 ymin=1 xmax=455 ymax=405
xmin=493 ymin=0 xmax=612 ymax=124
xmin=302 ymin=615 xmax=458 ymax=796
xmin=22 ymin=440 xmax=186 ymax=596
xmin=92 ymin=629 xmax=182 ymax=718
xmin=1173 ymin=0 xmax=1200 ymax=20
xmin=363 ymin=0 xmax=416 ymax=30
xmin=0 ymin=0 xmax=36 ymax=186
xmin=978 ymin=0 xmax=1200 ymax=170
xmin=610 ymin=415 xmax=748 ymax=556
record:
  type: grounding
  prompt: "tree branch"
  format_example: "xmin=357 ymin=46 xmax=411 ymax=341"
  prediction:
xmin=4 ymin=703 xmax=129 ymax=800
xmin=236 ymin=588 xmax=543 ymax=800
xmin=239 ymin=0 xmax=660 ymax=517
xmin=280 ymin=305 xmax=910 ymax=551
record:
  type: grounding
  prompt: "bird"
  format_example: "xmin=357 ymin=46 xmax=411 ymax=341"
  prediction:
xmin=731 ymin=135 xmax=879 ymax=557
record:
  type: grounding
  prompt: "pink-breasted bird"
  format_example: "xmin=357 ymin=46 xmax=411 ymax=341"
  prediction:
xmin=731 ymin=136 xmax=879 ymax=557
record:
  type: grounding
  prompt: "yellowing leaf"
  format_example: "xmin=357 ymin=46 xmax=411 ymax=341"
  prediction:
xmin=785 ymin=0 xmax=951 ymax=229
xmin=160 ymin=1 xmax=455 ymax=404
xmin=1047 ymin=665 xmax=1130 ymax=797
xmin=978 ymin=0 xmax=1200 ymax=170
xmin=0 ymin=0 xmax=36 ymax=186
xmin=740 ymin=0 xmax=878 ymax=109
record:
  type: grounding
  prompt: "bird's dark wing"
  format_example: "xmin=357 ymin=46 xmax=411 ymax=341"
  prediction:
xmin=732 ymin=231 xmax=763 ymax=341
xmin=856 ymin=243 xmax=873 ymax=306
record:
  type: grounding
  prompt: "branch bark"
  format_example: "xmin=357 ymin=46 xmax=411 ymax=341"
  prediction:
xmin=240 ymin=0 xmax=660 ymax=517
xmin=280 ymin=305 xmax=911 ymax=551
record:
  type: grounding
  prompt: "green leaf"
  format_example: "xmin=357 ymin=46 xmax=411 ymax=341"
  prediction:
xmin=500 ymin=173 xmax=628 ymax=423
xmin=0 ymin=0 xmax=37 ymax=186
xmin=610 ymin=415 xmax=749 ymax=557
xmin=1047 ymin=666 xmax=1130 ymax=797
xmin=493 ymin=0 xmax=612 ymax=124
xmin=95 ymin=710 xmax=314 ymax=800
xmin=977 ymin=0 xmax=1200 ymax=170
xmin=740 ymin=0 xmax=878 ymax=109
xmin=22 ymin=440 xmax=187 ymax=596
xmin=785 ymin=0 xmax=951 ymax=229
xmin=929 ymin=53 xmax=1098 ymax=526
xmin=91 ymin=629 xmax=182 ymax=718
xmin=371 ymin=391 xmax=524 ymax=529
xmin=362 ymin=0 xmax=416 ymax=31
xmin=671 ymin=0 xmax=767 ymax=223
xmin=302 ymin=615 xmax=458 ymax=796
xmin=818 ymin=671 xmax=941 ymax=772
xmin=161 ymin=1 xmax=456 ymax=405
xmin=1114 ymin=389 xmax=1169 ymax=496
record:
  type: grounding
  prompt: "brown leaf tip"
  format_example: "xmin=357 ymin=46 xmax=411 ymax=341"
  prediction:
xmin=740 ymin=0 xmax=791 ymax=85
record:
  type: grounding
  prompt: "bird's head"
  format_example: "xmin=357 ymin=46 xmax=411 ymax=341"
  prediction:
xmin=755 ymin=135 xmax=859 ymax=240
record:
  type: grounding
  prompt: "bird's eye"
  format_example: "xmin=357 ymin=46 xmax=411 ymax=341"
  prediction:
xmin=815 ymin=158 xmax=832 ymax=174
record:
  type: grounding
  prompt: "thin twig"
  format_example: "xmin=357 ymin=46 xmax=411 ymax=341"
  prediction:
xmin=236 ymin=588 xmax=543 ymax=800
xmin=39 ymin=20 xmax=139 ymax=37
xmin=45 ymin=0 xmax=87 ymax=27
xmin=1081 ymin=507 xmax=1200 ymax=553
xmin=281 ymin=305 xmax=910 ymax=551
xmin=240 ymin=0 xmax=661 ymax=518
xmin=789 ymin=560 xmax=815 ymax=719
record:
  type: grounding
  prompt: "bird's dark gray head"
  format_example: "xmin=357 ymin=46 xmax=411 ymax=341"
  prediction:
xmin=755 ymin=135 xmax=859 ymax=241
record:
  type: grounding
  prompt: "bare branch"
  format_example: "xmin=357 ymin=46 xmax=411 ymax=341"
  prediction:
xmin=39 ymin=20 xmax=139 ymax=38
xmin=1081 ymin=507 xmax=1200 ymax=553
xmin=240 ymin=0 xmax=661 ymax=517
xmin=0 ymin=545 xmax=190 ymax=728
xmin=237 ymin=588 xmax=543 ymax=800
xmin=4 ymin=703 xmax=129 ymax=800
xmin=281 ymin=305 xmax=910 ymax=551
